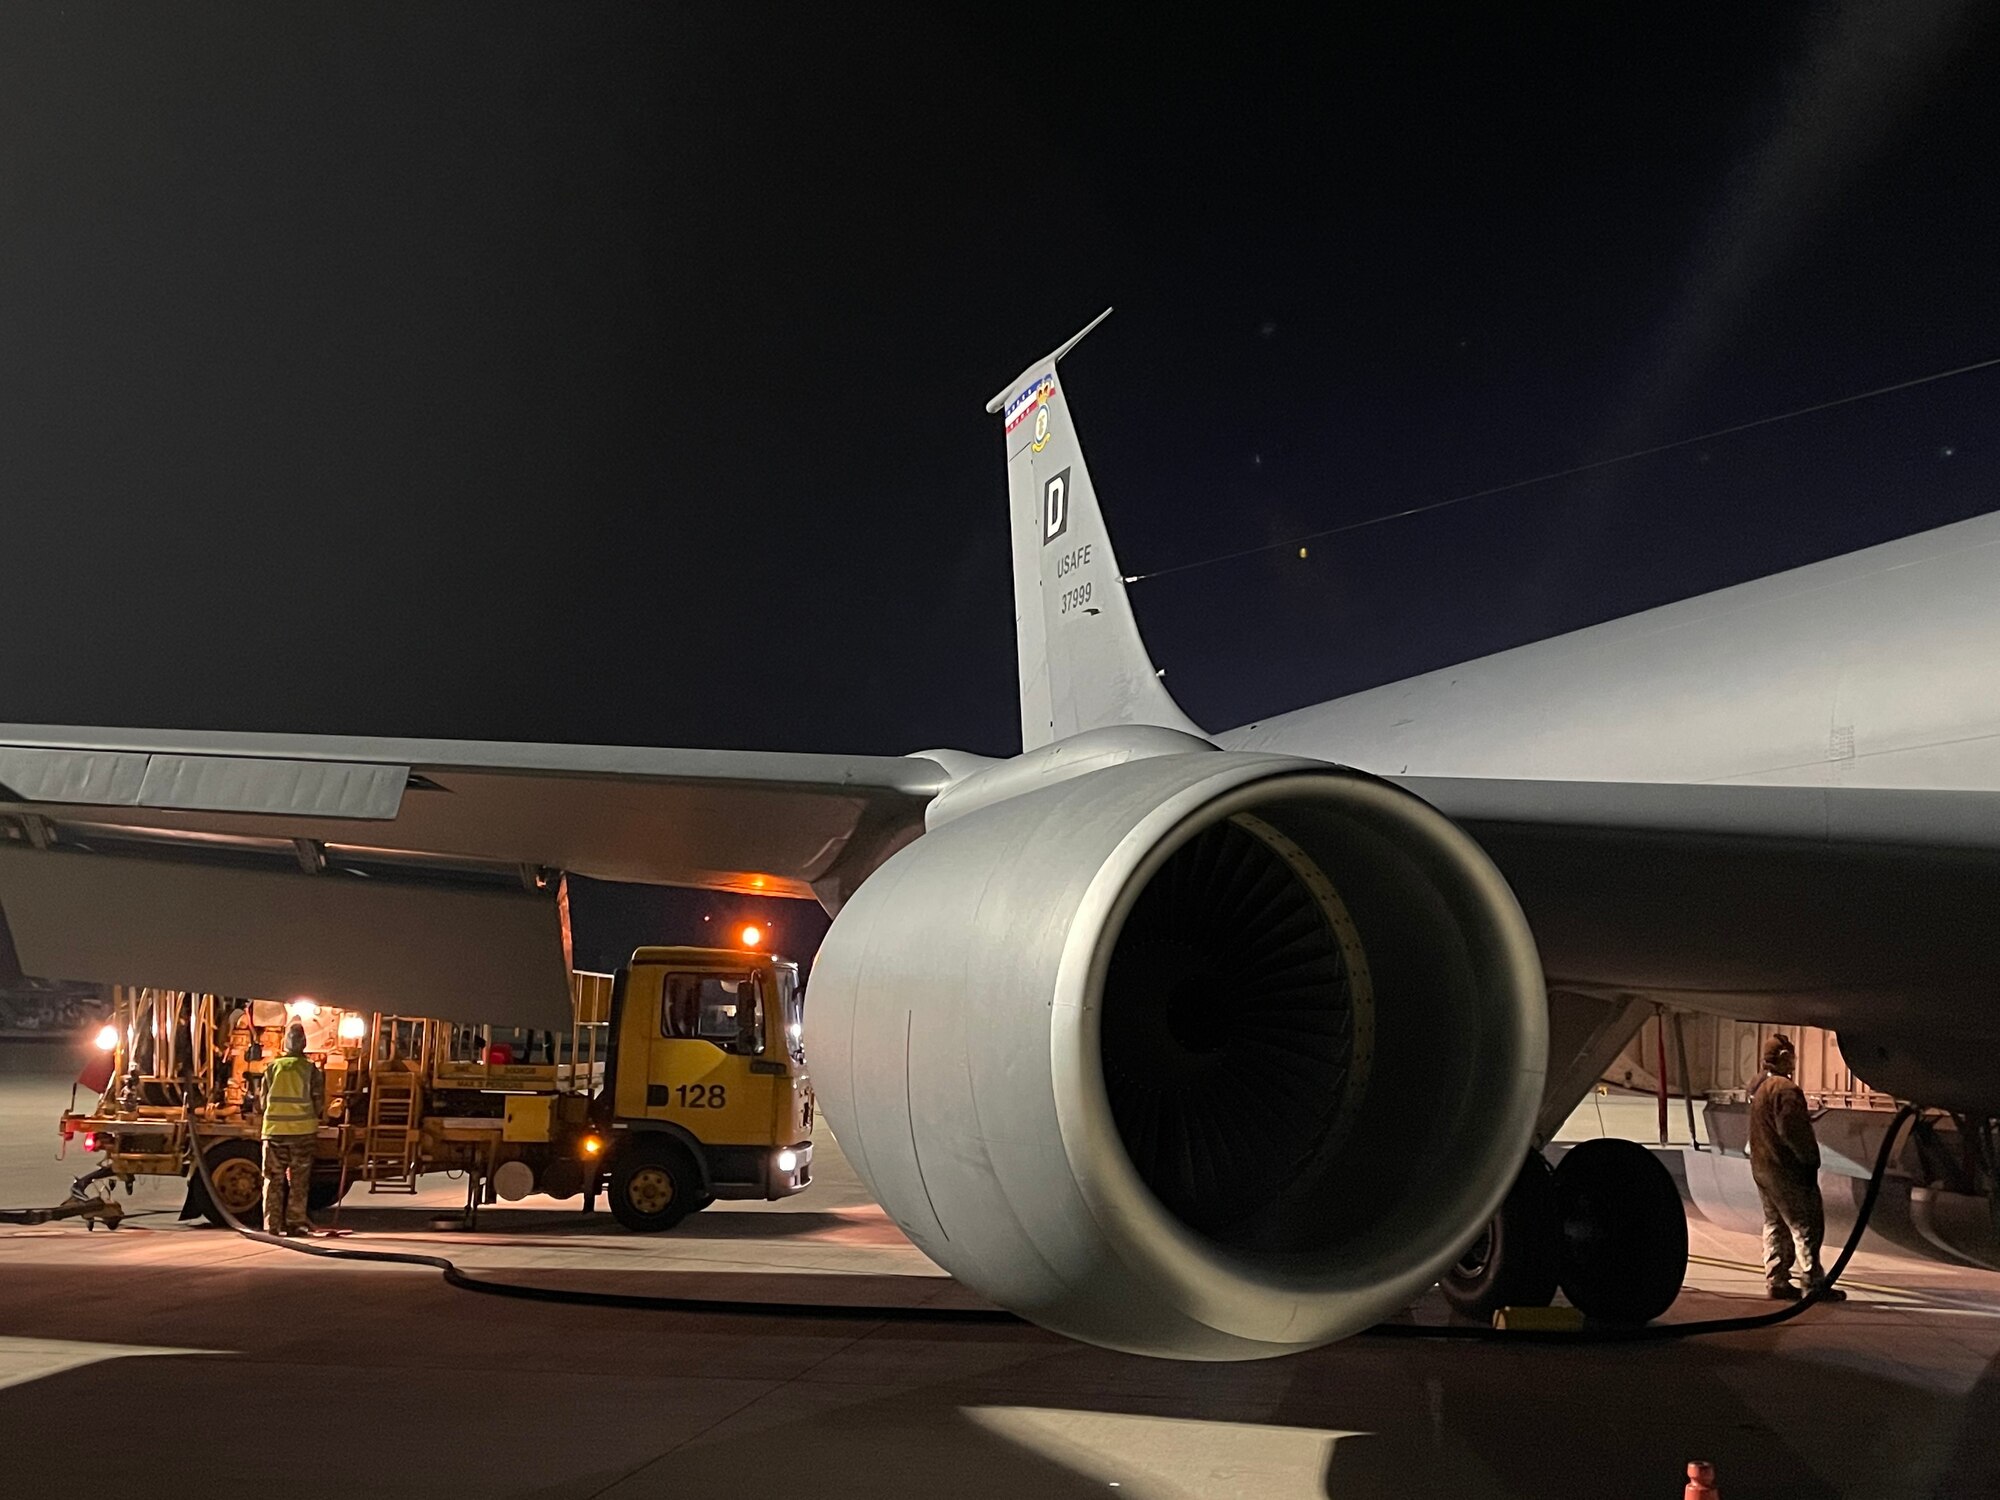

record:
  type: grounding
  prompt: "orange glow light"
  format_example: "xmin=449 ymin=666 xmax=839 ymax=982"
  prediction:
xmin=740 ymin=924 xmax=763 ymax=948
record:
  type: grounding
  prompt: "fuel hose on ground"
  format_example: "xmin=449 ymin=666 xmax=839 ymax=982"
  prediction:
xmin=178 ymin=1099 xmax=1010 ymax=1325
xmin=180 ymin=1098 xmax=1918 ymax=1344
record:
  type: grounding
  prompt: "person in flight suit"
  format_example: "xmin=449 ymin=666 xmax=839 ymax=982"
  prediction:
xmin=1749 ymin=1032 xmax=1846 ymax=1301
xmin=261 ymin=1022 xmax=325 ymax=1236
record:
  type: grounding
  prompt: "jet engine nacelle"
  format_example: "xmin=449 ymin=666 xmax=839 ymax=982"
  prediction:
xmin=810 ymin=747 xmax=1547 ymax=1359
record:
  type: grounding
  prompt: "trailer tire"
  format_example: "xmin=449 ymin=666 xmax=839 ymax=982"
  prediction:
xmin=195 ymin=1140 xmax=264 ymax=1228
xmin=608 ymin=1141 xmax=698 ymax=1233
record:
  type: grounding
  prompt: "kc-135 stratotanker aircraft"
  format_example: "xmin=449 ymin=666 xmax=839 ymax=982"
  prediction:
xmin=4 ymin=310 xmax=1998 ymax=1358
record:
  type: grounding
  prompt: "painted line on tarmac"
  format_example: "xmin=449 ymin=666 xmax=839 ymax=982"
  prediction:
xmin=0 ymin=1334 xmax=219 ymax=1394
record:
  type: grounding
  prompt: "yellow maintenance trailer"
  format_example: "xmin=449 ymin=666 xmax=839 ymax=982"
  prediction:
xmin=61 ymin=945 xmax=814 ymax=1232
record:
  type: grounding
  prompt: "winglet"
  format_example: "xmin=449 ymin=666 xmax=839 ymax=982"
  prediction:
xmin=984 ymin=307 xmax=1114 ymax=414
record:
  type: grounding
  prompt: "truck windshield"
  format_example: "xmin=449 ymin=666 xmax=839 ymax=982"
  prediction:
xmin=663 ymin=973 xmax=763 ymax=1056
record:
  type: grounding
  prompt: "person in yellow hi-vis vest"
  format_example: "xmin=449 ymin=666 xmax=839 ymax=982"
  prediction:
xmin=261 ymin=1022 xmax=325 ymax=1236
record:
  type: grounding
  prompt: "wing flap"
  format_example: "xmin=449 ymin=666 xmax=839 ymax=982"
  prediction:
xmin=0 ymin=744 xmax=409 ymax=819
xmin=0 ymin=746 xmax=152 ymax=805
xmin=0 ymin=845 xmax=573 ymax=1029
xmin=135 ymin=753 xmax=409 ymax=819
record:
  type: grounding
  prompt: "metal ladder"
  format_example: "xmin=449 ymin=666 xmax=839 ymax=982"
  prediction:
xmin=362 ymin=1068 xmax=422 ymax=1193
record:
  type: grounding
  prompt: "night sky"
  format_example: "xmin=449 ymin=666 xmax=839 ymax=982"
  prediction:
xmin=5 ymin=6 xmax=1999 ymax=952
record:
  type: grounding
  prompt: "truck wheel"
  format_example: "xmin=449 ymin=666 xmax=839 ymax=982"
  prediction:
xmin=1553 ymin=1137 xmax=1689 ymax=1324
xmin=197 ymin=1141 xmax=265 ymax=1228
xmin=1440 ymin=1153 xmax=1560 ymax=1318
xmin=608 ymin=1142 xmax=697 ymax=1233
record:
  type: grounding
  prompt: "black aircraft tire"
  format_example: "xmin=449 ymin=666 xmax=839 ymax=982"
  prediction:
xmin=1553 ymin=1137 xmax=1689 ymax=1324
xmin=608 ymin=1142 xmax=698 ymax=1234
xmin=1440 ymin=1153 xmax=1560 ymax=1318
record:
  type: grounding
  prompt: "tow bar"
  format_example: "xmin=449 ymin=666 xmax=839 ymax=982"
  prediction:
xmin=0 ymin=1165 xmax=128 ymax=1230
xmin=0 ymin=1194 xmax=125 ymax=1230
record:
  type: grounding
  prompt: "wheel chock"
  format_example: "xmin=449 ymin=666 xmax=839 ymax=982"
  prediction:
xmin=1684 ymin=1460 xmax=1719 ymax=1499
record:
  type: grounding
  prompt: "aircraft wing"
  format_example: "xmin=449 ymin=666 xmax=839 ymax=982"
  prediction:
xmin=1400 ymin=774 xmax=2000 ymax=1110
xmin=0 ymin=723 xmax=946 ymax=1029
xmin=1399 ymin=776 xmax=2000 ymax=852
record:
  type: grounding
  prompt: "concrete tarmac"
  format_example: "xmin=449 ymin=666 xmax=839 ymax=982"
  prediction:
xmin=2 ymin=1042 xmax=1997 ymax=1498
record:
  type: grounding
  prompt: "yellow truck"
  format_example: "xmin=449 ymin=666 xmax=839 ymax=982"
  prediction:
xmin=61 ymin=945 xmax=815 ymax=1232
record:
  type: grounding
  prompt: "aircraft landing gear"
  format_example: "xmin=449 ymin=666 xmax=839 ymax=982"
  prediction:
xmin=1444 ymin=1139 xmax=1689 ymax=1324
xmin=1551 ymin=1137 xmax=1689 ymax=1324
xmin=1441 ymin=1154 xmax=1561 ymax=1318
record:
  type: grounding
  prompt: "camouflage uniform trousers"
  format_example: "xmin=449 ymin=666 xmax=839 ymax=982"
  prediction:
xmin=1754 ymin=1166 xmax=1827 ymax=1291
xmin=262 ymin=1135 xmax=317 ymax=1235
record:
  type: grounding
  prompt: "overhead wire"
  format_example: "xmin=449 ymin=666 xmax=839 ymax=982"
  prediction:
xmin=1123 ymin=355 xmax=2000 ymax=584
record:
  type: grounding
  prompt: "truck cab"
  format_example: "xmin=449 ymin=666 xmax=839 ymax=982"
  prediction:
xmin=597 ymin=946 xmax=814 ymax=1231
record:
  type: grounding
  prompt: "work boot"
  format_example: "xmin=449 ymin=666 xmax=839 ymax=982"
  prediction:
xmin=1766 ymin=1282 xmax=1802 ymax=1301
xmin=1806 ymin=1282 xmax=1848 ymax=1303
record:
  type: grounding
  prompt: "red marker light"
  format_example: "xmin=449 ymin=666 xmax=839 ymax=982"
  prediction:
xmin=740 ymin=924 xmax=763 ymax=948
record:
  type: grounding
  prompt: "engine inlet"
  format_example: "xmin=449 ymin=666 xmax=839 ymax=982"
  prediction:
xmin=1099 ymin=812 xmax=1373 ymax=1242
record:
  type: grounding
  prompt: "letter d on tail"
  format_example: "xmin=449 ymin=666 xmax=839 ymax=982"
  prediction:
xmin=1043 ymin=469 xmax=1070 ymax=545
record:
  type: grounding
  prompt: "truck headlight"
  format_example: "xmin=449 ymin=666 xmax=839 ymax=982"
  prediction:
xmin=776 ymin=1149 xmax=799 ymax=1173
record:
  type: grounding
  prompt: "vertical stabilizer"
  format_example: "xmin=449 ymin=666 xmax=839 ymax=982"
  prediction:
xmin=986 ymin=310 xmax=1204 ymax=752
